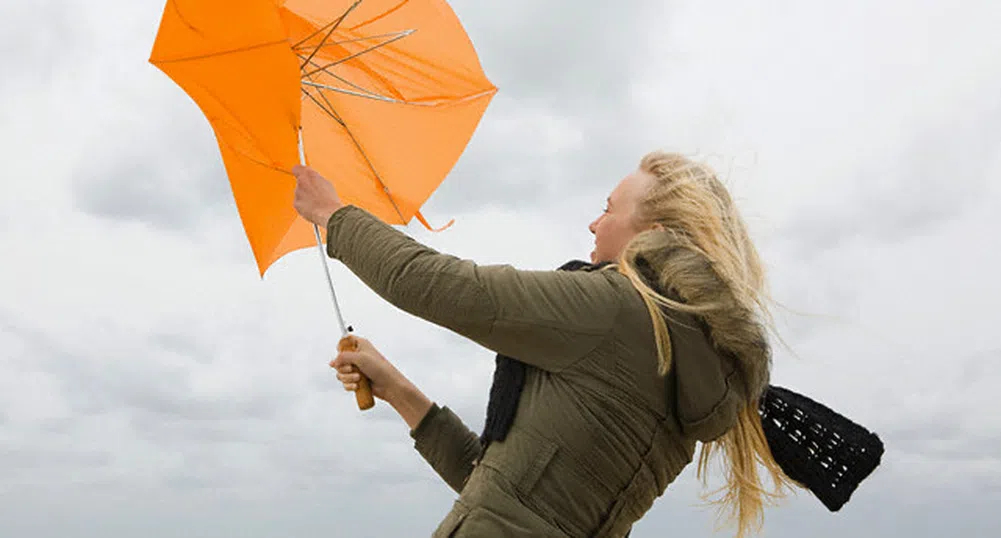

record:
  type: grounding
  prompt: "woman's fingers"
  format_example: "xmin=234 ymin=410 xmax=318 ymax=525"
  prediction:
xmin=330 ymin=350 xmax=366 ymax=371
xmin=333 ymin=364 xmax=356 ymax=375
xmin=336 ymin=371 xmax=361 ymax=383
xmin=330 ymin=351 xmax=366 ymax=393
xmin=328 ymin=337 xmax=399 ymax=402
xmin=336 ymin=371 xmax=361 ymax=392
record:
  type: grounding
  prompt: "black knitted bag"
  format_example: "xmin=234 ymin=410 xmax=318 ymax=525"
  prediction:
xmin=758 ymin=385 xmax=885 ymax=512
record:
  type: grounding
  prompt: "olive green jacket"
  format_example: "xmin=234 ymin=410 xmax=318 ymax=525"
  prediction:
xmin=326 ymin=206 xmax=749 ymax=538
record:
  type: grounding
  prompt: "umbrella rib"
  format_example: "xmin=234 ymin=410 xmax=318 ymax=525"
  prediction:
xmin=300 ymin=25 xmax=340 ymax=71
xmin=302 ymin=80 xmax=414 ymax=105
xmin=301 ymin=88 xmax=345 ymax=126
xmin=292 ymin=0 xmax=363 ymax=50
xmin=292 ymin=10 xmax=431 ymax=224
xmin=294 ymin=31 xmax=415 ymax=53
xmin=301 ymin=90 xmax=407 ymax=222
xmin=300 ymin=0 xmax=363 ymax=70
xmin=297 ymin=53 xmax=404 ymax=104
xmin=340 ymin=121 xmax=408 ymax=223
xmin=298 ymin=76 xmax=406 ymax=223
xmin=300 ymin=52 xmax=353 ymax=129
xmin=302 ymin=70 xmax=347 ymax=124
xmin=299 ymin=52 xmax=497 ymax=107
xmin=151 ymin=39 xmax=287 ymax=64
xmin=301 ymin=29 xmax=415 ymax=78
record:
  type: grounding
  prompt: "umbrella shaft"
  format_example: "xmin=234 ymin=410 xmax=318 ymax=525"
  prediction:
xmin=314 ymin=223 xmax=349 ymax=337
xmin=300 ymin=130 xmax=349 ymax=337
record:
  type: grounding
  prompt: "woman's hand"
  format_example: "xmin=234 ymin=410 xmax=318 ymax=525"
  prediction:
xmin=292 ymin=164 xmax=344 ymax=227
xmin=330 ymin=336 xmax=406 ymax=403
xmin=331 ymin=337 xmax=434 ymax=429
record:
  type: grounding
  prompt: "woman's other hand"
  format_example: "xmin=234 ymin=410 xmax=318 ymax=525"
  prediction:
xmin=331 ymin=336 xmax=403 ymax=402
xmin=292 ymin=164 xmax=344 ymax=227
xmin=331 ymin=337 xmax=433 ymax=429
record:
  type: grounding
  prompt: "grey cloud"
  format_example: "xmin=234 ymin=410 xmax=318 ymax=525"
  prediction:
xmin=148 ymin=328 xmax=216 ymax=364
xmin=161 ymin=467 xmax=219 ymax=492
xmin=883 ymin=420 xmax=967 ymax=445
xmin=899 ymin=437 xmax=1001 ymax=461
xmin=127 ymin=413 xmax=282 ymax=447
xmin=2 ymin=313 xmax=338 ymax=500
xmin=882 ymin=423 xmax=1000 ymax=466
xmin=778 ymin=93 xmax=1001 ymax=257
xmin=957 ymin=348 xmax=1000 ymax=389
xmin=76 ymin=360 xmax=286 ymax=424
xmin=268 ymin=448 xmax=423 ymax=490
xmin=767 ymin=494 xmax=998 ymax=538
xmin=456 ymin=1 xmax=665 ymax=108
xmin=70 ymin=117 xmax=233 ymax=232
xmin=416 ymin=1 xmax=671 ymax=215
xmin=445 ymin=399 xmax=488 ymax=434
xmin=44 ymin=1 xmax=240 ymax=232
xmin=0 ymin=206 xmax=12 ymax=236
xmin=0 ymin=1 xmax=83 ymax=87
xmin=1 ymin=445 xmax=112 ymax=473
xmin=422 ymin=100 xmax=647 ymax=218
xmin=2 ymin=311 xmax=286 ymax=425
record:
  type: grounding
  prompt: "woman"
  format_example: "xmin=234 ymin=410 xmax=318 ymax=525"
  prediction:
xmin=292 ymin=151 xmax=793 ymax=537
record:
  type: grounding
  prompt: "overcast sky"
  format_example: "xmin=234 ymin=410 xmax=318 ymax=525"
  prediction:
xmin=2 ymin=0 xmax=1000 ymax=536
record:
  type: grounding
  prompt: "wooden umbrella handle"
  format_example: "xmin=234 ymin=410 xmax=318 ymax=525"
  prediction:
xmin=338 ymin=334 xmax=375 ymax=411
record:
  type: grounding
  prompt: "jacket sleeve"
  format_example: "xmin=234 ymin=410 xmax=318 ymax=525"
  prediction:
xmin=409 ymin=403 xmax=481 ymax=494
xmin=325 ymin=206 xmax=622 ymax=372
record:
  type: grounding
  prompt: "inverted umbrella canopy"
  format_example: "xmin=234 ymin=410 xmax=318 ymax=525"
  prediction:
xmin=149 ymin=0 xmax=497 ymax=276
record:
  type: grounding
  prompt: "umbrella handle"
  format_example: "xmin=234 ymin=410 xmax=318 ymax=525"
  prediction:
xmin=338 ymin=334 xmax=375 ymax=411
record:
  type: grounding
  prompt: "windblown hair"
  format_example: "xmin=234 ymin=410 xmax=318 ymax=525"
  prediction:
xmin=611 ymin=151 xmax=795 ymax=537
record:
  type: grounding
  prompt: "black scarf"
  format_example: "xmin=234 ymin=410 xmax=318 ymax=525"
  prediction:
xmin=476 ymin=259 xmax=884 ymax=513
xmin=479 ymin=259 xmax=608 ymax=450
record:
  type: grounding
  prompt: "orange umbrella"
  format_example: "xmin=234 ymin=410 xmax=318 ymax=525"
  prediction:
xmin=149 ymin=0 xmax=496 ymax=409
xmin=150 ymin=0 xmax=496 ymax=274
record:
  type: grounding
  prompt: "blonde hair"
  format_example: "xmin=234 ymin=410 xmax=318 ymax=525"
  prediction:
xmin=612 ymin=151 xmax=795 ymax=537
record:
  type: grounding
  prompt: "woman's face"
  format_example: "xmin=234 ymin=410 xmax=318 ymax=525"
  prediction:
xmin=588 ymin=169 xmax=654 ymax=263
